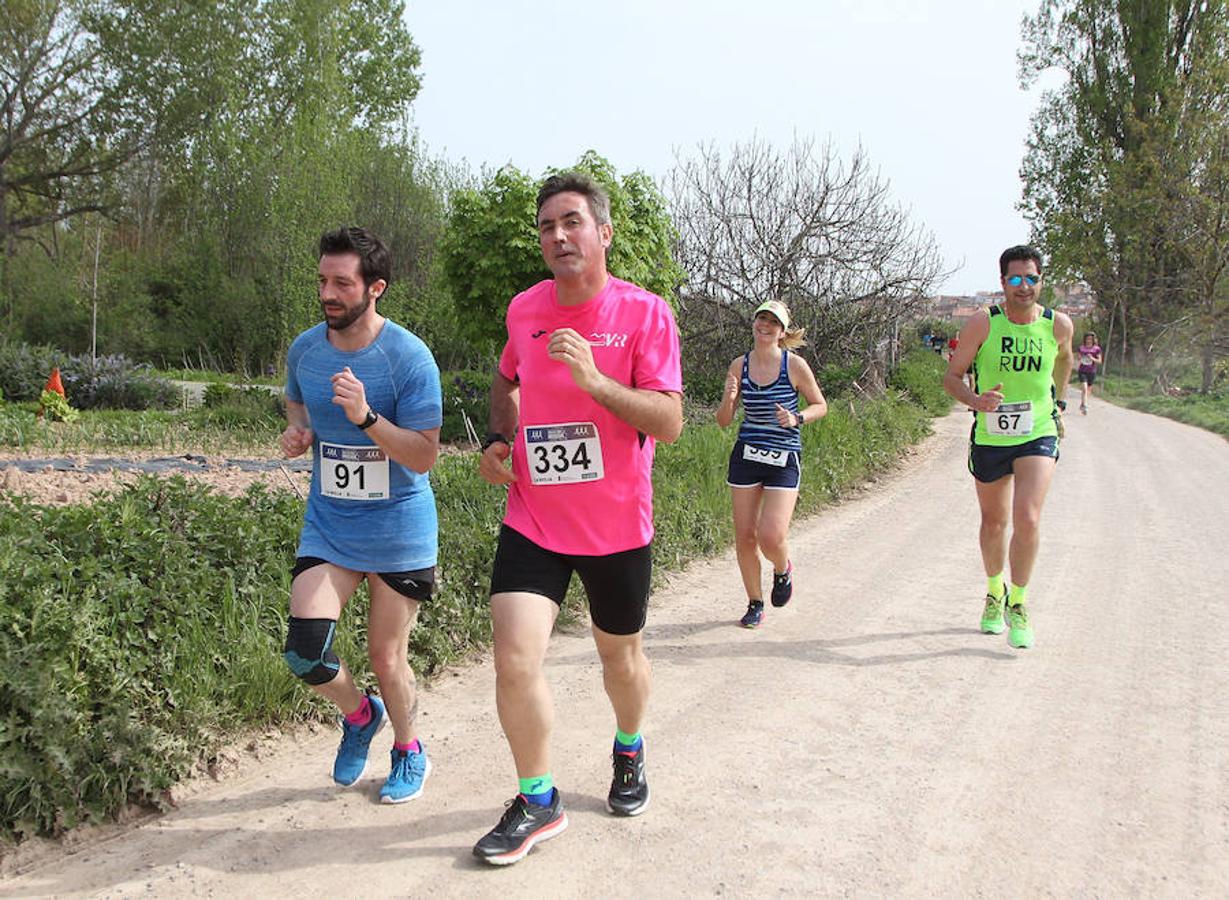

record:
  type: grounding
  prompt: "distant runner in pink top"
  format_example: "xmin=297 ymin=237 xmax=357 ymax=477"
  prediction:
xmin=473 ymin=171 xmax=683 ymax=865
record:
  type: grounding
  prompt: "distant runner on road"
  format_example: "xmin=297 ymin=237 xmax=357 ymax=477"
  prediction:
xmin=942 ymin=245 xmax=1074 ymax=649
xmin=474 ymin=172 xmax=683 ymax=865
xmin=1077 ymin=332 xmax=1103 ymax=414
xmin=715 ymin=300 xmax=827 ymax=628
xmin=280 ymin=227 xmax=442 ymax=803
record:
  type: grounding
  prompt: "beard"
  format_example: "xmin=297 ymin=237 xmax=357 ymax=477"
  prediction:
xmin=322 ymin=293 xmax=371 ymax=331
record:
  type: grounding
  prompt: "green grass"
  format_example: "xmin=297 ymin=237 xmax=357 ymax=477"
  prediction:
xmin=1097 ymin=372 xmax=1229 ymax=438
xmin=0 ymin=400 xmax=283 ymax=454
xmin=0 ymin=389 xmax=939 ymax=843
xmin=153 ymin=367 xmax=282 ymax=386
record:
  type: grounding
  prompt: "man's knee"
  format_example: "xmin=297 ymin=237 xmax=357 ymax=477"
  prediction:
xmin=284 ymin=616 xmax=341 ymax=685
xmin=1014 ymin=507 xmax=1043 ymax=535
xmin=368 ymin=645 xmax=408 ymax=683
xmin=493 ymin=641 xmax=542 ymax=686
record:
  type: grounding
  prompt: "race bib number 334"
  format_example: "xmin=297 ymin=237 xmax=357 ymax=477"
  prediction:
xmin=320 ymin=442 xmax=390 ymax=500
xmin=525 ymin=422 xmax=604 ymax=485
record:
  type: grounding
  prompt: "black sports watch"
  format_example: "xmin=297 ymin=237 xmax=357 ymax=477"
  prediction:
xmin=357 ymin=408 xmax=379 ymax=430
xmin=1056 ymin=400 xmax=1067 ymax=411
xmin=481 ymin=431 xmax=510 ymax=452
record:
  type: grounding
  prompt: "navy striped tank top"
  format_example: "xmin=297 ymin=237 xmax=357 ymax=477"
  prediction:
xmin=737 ymin=351 xmax=802 ymax=453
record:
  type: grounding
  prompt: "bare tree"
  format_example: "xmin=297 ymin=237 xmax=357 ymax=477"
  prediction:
xmin=669 ymin=137 xmax=949 ymax=389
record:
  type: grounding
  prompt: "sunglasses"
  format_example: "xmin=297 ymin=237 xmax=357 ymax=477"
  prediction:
xmin=1005 ymin=274 xmax=1040 ymax=287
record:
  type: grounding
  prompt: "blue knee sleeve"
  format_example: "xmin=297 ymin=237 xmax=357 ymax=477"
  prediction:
xmin=284 ymin=617 xmax=341 ymax=685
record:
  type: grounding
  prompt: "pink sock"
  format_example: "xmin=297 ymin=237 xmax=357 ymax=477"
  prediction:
xmin=344 ymin=696 xmax=372 ymax=727
xmin=394 ymin=739 xmax=421 ymax=754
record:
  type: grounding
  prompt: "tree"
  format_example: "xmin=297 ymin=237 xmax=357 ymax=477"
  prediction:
xmin=668 ymin=137 xmax=947 ymax=393
xmin=439 ymin=153 xmax=682 ymax=362
xmin=1019 ymin=0 xmax=1229 ymax=373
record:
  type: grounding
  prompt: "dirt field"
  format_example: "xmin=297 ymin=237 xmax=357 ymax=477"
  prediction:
xmin=1 ymin=399 xmax=1226 ymax=898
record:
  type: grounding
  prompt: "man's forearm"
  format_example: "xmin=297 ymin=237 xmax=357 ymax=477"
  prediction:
xmin=489 ymin=373 xmax=520 ymax=438
xmin=588 ymin=376 xmax=682 ymax=443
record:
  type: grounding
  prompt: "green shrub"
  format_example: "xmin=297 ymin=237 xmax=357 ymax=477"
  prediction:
xmin=0 ymin=341 xmax=178 ymax=410
xmin=889 ymin=348 xmax=952 ymax=415
xmin=191 ymin=384 xmax=285 ymax=430
xmin=39 ymin=389 xmax=78 ymax=423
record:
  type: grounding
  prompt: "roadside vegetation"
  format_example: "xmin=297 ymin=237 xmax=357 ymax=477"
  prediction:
xmin=0 ymin=349 xmax=945 ymax=844
xmin=1097 ymin=367 xmax=1229 ymax=439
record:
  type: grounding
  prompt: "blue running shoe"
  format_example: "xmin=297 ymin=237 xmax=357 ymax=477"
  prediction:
xmin=380 ymin=745 xmax=432 ymax=804
xmin=332 ymin=694 xmax=386 ymax=786
xmin=771 ymin=562 xmax=793 ymax=608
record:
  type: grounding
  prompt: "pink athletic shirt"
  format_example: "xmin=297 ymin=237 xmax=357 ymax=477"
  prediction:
xmin=498 ymin=277 xmax=683 ymax=555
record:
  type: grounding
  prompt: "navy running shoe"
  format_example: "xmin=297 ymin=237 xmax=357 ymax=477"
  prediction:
xmin=740 ymin=600 xmax=764 ymax=628
xmin=771 ymin=562 xmax=793 ymax=607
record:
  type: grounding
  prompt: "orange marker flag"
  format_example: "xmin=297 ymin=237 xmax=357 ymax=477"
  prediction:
xmin=45 ymin=367 xmax=66 ymax=397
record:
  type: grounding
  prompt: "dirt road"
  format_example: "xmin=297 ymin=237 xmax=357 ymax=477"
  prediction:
xmin=3 ymin=399 xmax=1226 ymax=898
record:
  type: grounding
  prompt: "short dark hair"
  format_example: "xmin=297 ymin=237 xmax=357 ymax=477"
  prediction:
xmin=536 ymin=172 xmax=612 ymax=226
xmin=999 ymin=244 xmax=1043 ymax=277
xmin=318 ymin=227 xmax=391 ymax=297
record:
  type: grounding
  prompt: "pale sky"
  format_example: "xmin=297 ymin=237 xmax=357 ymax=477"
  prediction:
xmin=404 ymin=0 xmax=1060 ymax=296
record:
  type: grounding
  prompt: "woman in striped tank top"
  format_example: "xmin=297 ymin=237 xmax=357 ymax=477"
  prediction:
xmin=716 ymin=300 xmax=827 ymax=628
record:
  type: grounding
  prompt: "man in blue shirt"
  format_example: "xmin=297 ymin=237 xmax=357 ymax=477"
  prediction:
xmin=281 ymin=227 xmax=442 ymax=803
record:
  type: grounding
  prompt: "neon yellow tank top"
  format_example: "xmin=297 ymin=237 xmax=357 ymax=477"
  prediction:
xmin=972 ymin=305 xmax=1059 ymax=446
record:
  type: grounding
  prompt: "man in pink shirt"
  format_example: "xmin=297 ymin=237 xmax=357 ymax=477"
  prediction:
xmin=473 ymin=172 xmax=684 ymax=865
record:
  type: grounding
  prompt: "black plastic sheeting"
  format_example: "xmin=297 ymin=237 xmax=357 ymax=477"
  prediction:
xmin=4 ymin=456 xmax=312 ymax=474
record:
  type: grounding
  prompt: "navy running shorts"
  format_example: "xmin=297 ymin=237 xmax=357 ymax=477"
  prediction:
xmin=968 ymin=436 xmax=1060 ymax=483
xmin=726 ymin=440 xmax=801 ymax=490
xmin=489 ymin=525 xmax=651 ymax=636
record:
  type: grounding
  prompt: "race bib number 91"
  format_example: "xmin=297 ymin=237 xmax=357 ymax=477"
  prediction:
xmin=320 ymin=442 xmax=390 ymax=500
xmin=525 ymin=422 xmax=604 ymax=485
xmin=986 ymin=401 xmax=1034 ymax=437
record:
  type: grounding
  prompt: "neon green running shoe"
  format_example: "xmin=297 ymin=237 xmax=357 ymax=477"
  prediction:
xmin=980 ymin=588 xmax=1007 ymax=634
xmin=1007 ymin=603 xmax=1034 ymax=649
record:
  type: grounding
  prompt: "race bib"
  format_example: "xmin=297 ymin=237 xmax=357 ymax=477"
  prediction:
xmin=524 ymin=422 xmax=604 ymax=485
xmin=320 ymin=442 xmax=390 ymax=500
xmin=743 ymin=443 xmax=790 ymax=467
xmin=986 ymin=401 xmax=1033 ymax=437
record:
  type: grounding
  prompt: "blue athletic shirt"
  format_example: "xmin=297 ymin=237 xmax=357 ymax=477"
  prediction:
xmin=285 ymin=321 xmax=442 ymax=572
xmin=736 ymin=351 xmax=802 ymax=453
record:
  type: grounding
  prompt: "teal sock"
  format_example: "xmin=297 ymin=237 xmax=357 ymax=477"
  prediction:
xmin=519 ymin=773 xmax=554 ymax=807
xmin=987 ymin=573 xmax=1005 ymax=598
xmin=1008 ymin=583 xmax=1028 ymax=607
xmin=614 ymin=729 xmax=642 ymax=753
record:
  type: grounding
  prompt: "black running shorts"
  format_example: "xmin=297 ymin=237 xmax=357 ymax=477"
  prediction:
xmin=489 ymin=525 xmax=651 ymax=636
xmin=291 ymin=556 xmax=434 ymax=602
xmin=968 ymin=436 xmax=1059 ymax=484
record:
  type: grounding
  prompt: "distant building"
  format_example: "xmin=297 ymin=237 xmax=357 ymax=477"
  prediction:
xmin=917 ymin=283 xmax=1096 ymax=323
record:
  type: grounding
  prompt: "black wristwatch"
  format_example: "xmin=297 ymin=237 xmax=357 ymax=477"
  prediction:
xmin=357 ymin=408 xmax=379 ymax=430
xmin=1056 ymin=400 xmax=1067 ymax=411
xmin=481 ymin=431 xmax=510 ymax=452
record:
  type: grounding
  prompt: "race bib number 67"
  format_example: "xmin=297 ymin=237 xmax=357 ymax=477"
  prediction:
xmin=525 ymin=422 xmax=605 ymax=485
xmin=986 ymin=401 xmax=1034 ymax=437
xmin=320 ymin=442 xmax=390 ymax=500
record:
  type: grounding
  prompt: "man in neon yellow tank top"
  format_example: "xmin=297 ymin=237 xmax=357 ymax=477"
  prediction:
xmin=943 ymin=245 xmax=1074 ymax=649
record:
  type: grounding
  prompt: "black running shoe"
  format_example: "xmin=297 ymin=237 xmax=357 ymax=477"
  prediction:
xmin=771 ymin=562 xmax=793 ymax=607
xmin=472 ymin=790 xmax=568 ymax=866
xmin=607 ymin=742 xmax=650 ymax=816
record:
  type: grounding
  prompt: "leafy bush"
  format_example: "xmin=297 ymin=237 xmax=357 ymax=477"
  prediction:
xmin=191 ymin=384 xmax=285 ymax=430
xmin=889 ymin=348 xmax=952 ymax=415
xmin=39 ymin=390 xmax=78 ymax=423
xmin=0 ymin=341 xmax=177 ymax=410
